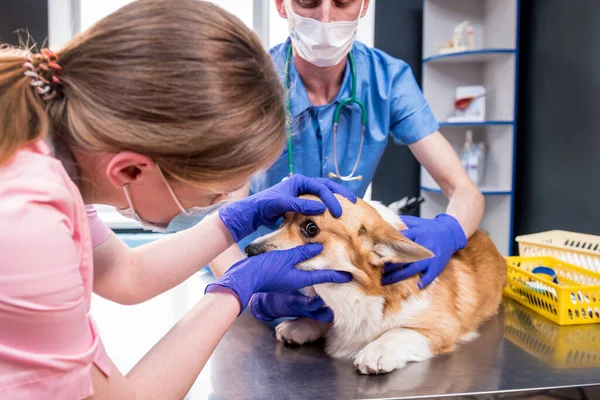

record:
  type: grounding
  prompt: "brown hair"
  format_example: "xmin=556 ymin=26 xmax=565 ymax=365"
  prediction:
xmin=0 ymin=0 xmax=286 ymax=186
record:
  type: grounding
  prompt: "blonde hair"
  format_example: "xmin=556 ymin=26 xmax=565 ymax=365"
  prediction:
xmin=0 ymin=0 xmax=286 ymax=186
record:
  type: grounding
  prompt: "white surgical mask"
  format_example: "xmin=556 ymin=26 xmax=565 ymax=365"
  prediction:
xmin=116 ymin=166 xmax=232 ymax=233
xmin=285 ymin=0 xmax=364 ymax=67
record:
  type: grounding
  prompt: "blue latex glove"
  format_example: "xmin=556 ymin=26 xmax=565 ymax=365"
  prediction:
xmin=382 ymin=214 xmax=467 ymax=289
xmin=205 ymin=243 xmax=352 ymax=311
xmin=250 ymin=292 xmax=334 ymax=322
xmin=219 ymin=174 xmax=357 ymax=242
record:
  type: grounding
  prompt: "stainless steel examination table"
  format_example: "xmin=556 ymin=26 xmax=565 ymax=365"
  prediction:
xmin=189 ymin=272 xmax=600 ymax=400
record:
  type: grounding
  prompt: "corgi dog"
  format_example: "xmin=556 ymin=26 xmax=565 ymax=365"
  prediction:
xmin=244 ymin=195 xmax=506 ymax=375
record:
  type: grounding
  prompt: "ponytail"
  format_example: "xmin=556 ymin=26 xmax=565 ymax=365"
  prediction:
xmin=0 ymin=47 xmax=50 ymax=165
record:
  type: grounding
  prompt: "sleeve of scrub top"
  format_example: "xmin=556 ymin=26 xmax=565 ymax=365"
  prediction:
xmin=86 ymin=205 xmax=114 ymax=248
xmin=388 ymin=62 xmax=440 ymax=145
xmin=0 ymin=171 xmax=111 ymax=398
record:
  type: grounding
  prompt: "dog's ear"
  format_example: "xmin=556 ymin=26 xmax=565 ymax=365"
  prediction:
xmin=368 ymin=223 xmax=433 ymax=265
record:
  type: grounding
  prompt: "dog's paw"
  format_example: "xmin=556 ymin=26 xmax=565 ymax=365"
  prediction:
xmin=275 ymin=318 xmax=329 ymax=345
xmin=459 ymin=331 xmax=480 ymax=343
xmin=354 ymin=341 xmax=406 ymax=374
xmin=353 ymin=329 xmax=433 ymax=375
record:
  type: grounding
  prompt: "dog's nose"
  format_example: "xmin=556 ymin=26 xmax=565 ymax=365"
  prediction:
xmin=244 ymin=243 xmax=265 ymax=257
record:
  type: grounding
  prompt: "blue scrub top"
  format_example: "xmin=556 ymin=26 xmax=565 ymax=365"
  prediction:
xmin=249 ymin=38 xmax=439 ymax=199
xmin=237 ymin=38 xmax=440 ymax=250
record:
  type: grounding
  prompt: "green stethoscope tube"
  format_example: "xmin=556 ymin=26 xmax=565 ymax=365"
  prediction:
xmin=284 ymin=45 xmax=367 ymax=181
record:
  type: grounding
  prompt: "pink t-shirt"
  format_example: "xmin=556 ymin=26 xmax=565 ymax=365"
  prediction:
xmin=0 ymin=140 xmax=112 ymax=399
xmin=86 ymin=206 xmax=114 ymax=249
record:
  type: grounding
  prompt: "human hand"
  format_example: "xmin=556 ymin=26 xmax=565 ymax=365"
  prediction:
xmin=218 ymin=174 xmax=357 ymax=242
xmin=205 ymin=243 xmax=352 ymax=311
xmin=382 ymin=214 xmax=467 ymax=289
xmin=250 ymin=291 xmax=334 ymax=322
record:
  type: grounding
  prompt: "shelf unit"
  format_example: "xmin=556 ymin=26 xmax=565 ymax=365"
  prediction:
xmin=421 ymin=0 xmax=521 ymax=255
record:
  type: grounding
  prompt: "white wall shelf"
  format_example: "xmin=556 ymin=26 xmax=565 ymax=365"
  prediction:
xmin=421 ymin=186 xmax=512 ymax=196
xmin=421 ymin=0 xmax=521 ymax=255
xmin=423 ymin=53 xmax=516 ymax=122
xmin=423 ymin=49 xmax=516 ymax=64
xmin=423 ymin=0 xmax=518 ymax=59
xmin=439 ymin=121 xmax=514 ymax=127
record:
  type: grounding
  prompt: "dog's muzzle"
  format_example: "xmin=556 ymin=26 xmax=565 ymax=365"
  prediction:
xmin=244 ymin=243 xmax=267 ymax=257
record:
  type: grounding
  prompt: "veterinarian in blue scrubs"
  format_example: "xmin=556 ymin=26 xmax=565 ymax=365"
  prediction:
xmin=208 ymin=0 xmax=484 ymax=322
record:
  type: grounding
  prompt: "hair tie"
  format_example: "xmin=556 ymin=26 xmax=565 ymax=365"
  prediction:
xmin=23 ymin=49 xmax=63 ymax=101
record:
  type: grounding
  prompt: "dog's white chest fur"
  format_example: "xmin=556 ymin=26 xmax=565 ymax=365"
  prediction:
xmin=316 ymin=282 xmax=431 ymax=360
xmin=277 ymin=282 xmax=434 ymax=374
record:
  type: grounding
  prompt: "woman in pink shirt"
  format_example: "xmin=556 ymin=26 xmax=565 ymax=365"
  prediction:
xmin=0 ymin=1 xmax=354 ymax=398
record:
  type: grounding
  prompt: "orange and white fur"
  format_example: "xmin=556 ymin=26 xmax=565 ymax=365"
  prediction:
xmin=244 ymin=195 xmax=506 ymax=374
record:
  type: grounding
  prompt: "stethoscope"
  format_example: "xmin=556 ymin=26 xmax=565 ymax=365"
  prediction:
xmin=284 ymin=45 xmax=367 ymax=181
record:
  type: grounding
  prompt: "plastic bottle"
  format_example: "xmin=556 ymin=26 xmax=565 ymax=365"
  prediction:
xmin=461 ymin=130 xmax=479 ymax=185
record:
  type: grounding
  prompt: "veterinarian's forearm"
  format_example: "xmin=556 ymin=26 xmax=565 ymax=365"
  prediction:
xmin=209 ymin=245 xmax=246 ymax=278
xmin=126 ymin=287 xmax=240 ymax=399
xmin=407 ymin=132 xmax=484 ymax=238
xmin=445 ymin=180 xmax=484 ymax=238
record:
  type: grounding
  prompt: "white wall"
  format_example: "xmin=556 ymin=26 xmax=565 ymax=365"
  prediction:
xmin=49 ymin=0 xmax=254 ymax=45
xmin=79 ymin=0 xmax=253 ymax=32
xmin=357 ymin=0 xmax=376 ymax=48
xmin=49 ymin=0 xmax=376 ymax=54
xmin=47 ymin=0 xmax=78 ymax=49
xmin=79 ymin=0 xmax=134 ymax=32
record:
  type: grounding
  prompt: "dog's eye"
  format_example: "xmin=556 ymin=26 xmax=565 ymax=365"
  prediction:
xmin=301 ymin=220 xmax=320 ymax=238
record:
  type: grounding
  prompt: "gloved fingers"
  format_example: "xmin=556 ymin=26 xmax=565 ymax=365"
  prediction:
xmin=252 ymin=244 xmax=324 ymax=271
xmin=399 ymin=215 xmax=421 ymax=229
xmin=264 ymin=199 xmax=326 ymax=225
xmin=417 ymin=268 xmax=439 ymax=289
xmin=284 ymin=198 xmax=329 ymax=216
xmin=313 ymin=177 xmax=357 ymax=204
xmin=313 ymin=306 xmax=335 ymax=323
xmin=381 ymin=262 xmax=426 ymax=285
xmin=299 ymin=269 xmax=353 ymax=286
xmin=252 ymin=292 xmax=317 ymax=320
xmin=250 ymin=293 xmax=275 ymax=321
xmin=383 ymin=261 xmax=409 ymax=274
xmin=282 ymin=243 xmax=324 ymax=264
xmin=296 ymin=178 xmax=343 ymax=218
xmin=299 ymin=294 xmax=326 ymax=311
xmin=400 ymin=227 xmax=418 ymax=241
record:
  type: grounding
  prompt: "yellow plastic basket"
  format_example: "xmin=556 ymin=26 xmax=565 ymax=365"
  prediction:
xmin=504 ymin=256 xmax=600 ymax=325
xmin=503 ymin=300 xmax=600 ymax=368
xmin=516 ymin=230 xmax=600 ymax=272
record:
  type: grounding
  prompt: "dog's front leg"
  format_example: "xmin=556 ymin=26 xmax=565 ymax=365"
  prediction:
xmin=353 ymin=328 xmax=433 ymax=374
xmin=275 ymin=318 xmax=331 ymax=345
